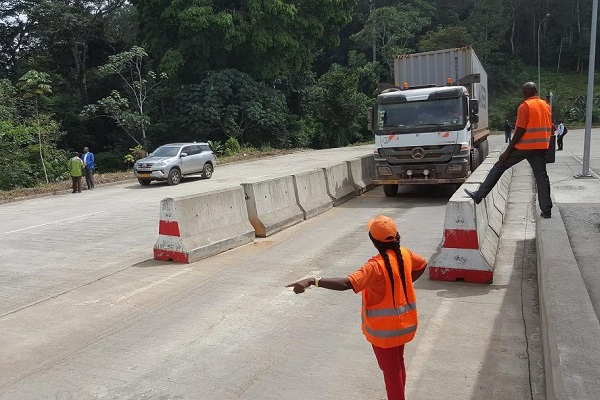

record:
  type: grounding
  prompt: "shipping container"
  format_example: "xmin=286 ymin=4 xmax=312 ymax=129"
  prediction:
xmin=394 ymin=47 xmax=488 ymax=131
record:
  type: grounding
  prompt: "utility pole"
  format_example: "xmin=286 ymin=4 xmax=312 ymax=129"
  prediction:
xmin=577 ymin=0 xmax=598 ymax=178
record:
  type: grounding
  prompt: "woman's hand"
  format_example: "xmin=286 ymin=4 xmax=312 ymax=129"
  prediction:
xmin=286 ymin=278 xmax=313 ymax=294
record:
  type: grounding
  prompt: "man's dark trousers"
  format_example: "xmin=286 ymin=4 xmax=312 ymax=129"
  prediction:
xmin=477 ymin=149 xmax=552 ymax=214
xmin=84 ymin=167 xmax=94 ymax=189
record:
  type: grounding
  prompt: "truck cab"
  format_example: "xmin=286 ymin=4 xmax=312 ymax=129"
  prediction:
xmin=369 ymin=84 xmax=487 ymax=196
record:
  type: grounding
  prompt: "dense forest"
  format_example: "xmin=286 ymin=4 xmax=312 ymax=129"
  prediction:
xmin=0 ymin=0 xmax=598 ymax=190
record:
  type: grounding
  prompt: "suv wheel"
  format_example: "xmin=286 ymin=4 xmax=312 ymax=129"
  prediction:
xmin=167 ymin=168 xmax=181 ymax=185
xmin=202 ymin=163 xmax=214 ymax=179
xmin=138 ymin=179 xmax=152 ymax=186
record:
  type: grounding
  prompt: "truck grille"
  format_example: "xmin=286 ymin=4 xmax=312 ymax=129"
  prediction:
xmin=384 ymin=145 xmax=455 ymax=164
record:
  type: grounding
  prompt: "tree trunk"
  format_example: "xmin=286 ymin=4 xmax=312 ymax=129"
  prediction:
xmin=557 ymin=36 xmax=563 ymax=72
xmin=36 ymin=98 xmax=49 ymax=184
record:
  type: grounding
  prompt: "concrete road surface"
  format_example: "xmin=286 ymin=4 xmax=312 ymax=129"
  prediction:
xmin=0 ymin=146 xmax=372 ymax=317
xmin=0 ymin=134 xmax=543 ymax=399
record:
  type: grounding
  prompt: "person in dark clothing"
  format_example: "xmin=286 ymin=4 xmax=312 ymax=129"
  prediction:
xmin=504 ymin=120 xmax=512 ymax=143
xmin=465 ymin=82 xmax=553 ymax=218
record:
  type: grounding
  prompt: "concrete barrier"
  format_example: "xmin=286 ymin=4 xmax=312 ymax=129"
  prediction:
xmin=536 ymin=205 xmax=600 ymax=400
xmin=347 ymin=155 xmax=377 ymax=194
xmin=243 ymin=176 xmax=304 ymax=237
xmin=323 ymin=162 xmax=356 ymax=206
xmin=153 ymin=186 xmax=255 ymax=263
xmin=429 ymin=152 xmax=513 ymax=283
xmin=292 ymin=169 xmax=333 ymax=220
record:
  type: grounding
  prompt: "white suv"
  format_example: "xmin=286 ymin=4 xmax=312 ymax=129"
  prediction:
xmin=133 ymin=142 xmax=216 ymax=185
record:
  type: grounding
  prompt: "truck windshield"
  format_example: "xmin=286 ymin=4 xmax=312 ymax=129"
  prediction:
xmin=376 ymin=97 xmax=465 ymax=132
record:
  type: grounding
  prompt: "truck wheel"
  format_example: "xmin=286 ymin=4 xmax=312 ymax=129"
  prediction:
xmin=167 ymin=168 xmax=181 ymax=185
xmin=477 ymin=140 xmax=489 ymax=159
xmin=138 ymin=179 xmax=151 ymax=186
xmin=470 ymin=148 xmax=480 ymax=172
xmin=383 ymin=184 xmax=398 ymax=197
xmin=482 ymin=140 xmax=489 ymax=157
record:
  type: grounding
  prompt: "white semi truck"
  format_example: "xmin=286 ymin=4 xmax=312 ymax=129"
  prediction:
xmin=368 ymin=47 xmax=490 ymax=196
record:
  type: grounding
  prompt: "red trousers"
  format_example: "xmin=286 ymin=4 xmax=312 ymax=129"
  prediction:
xmin=372 ymin=344 xmax=406 ymax=400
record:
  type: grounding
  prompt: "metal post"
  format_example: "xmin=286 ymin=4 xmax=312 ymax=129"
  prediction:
xmin=537 ymin=14 xmax=550 ymax=96
xmin=578 ymin=0 xmax=598 ymax=178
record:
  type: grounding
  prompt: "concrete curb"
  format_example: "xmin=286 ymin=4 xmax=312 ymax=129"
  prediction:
xmin=536 ymin=203 xmax=600 ymax=400
xmin=292 ymin=169 xmax=334 ymax=220
xmin=242 ymin=176 xmax=305 ymax=238
xmin=347 ymin=155 xmax=378 ymax=195
xmin=323 ymin=162 xmax=357 ymax=206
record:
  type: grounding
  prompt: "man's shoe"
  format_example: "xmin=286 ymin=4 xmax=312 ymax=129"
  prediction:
xmin=72 ymin=191 xmax=76 ymax=194
xmin=464 ymin=189 xmax=482 ymax=204
xmin=540 ymin=212 xmax=551 ymax=219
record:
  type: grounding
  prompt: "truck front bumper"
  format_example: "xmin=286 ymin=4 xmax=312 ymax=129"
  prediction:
xmin=374 ymin=158 xmax=469 ymax=185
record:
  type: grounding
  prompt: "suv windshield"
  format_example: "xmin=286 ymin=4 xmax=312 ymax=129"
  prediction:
xmin=376 ymin=97 xmax=465 ymax=133
xmin=151 ymin=146 xmax=180 ymax=157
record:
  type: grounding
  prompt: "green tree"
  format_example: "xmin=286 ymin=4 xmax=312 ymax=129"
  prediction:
xmin=0 ymin=78 xmax=66 ymax=190
xmin=132 ymin=0 xmax=356 ymax=82
xmin=304 ymin=63 xmax=375 ymax=148
xmin=82 ymin=46 xmax=166 ymax=144
xmin=175 ymin=69 xmax=291 ymax=147
xmin=418 ymin=26 xmax=474 ymax=51
xmin=351 ymin=5 xmax=430 ymax=71
xmin=18 ymin=70 xmax=53 ymax=184
xmin=25 ymin=0 xmax=129 ymax=102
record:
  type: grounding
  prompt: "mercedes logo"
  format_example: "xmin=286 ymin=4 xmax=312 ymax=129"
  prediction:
xmin=411 ymin=147 xmax=425 ymax=159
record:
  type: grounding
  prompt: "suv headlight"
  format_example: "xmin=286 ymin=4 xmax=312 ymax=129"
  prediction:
xmin=154 ymin=161 xmax=167 ymax=167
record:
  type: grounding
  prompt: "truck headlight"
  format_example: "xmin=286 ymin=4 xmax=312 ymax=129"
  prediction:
xmin=377 ymin=166 xmax=393 ymax=176
xmin=446 ymin=164 xmax=463 ymax=173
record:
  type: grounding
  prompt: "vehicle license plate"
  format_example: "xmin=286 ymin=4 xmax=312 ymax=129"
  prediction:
xmin=138 ymin=173 xmax=150 ymax=178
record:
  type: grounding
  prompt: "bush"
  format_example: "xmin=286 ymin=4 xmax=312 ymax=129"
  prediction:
xmin=95 ymin=150 xmax=128 ymax=173
xmin=224 ymin=137 xmax=241 ymax=156
xmin=207 ymin=140 xmax=225 ymax=156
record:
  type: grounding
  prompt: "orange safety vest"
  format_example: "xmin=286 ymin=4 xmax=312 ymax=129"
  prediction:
xmin=515 ymin=97 xmax=553 ymax=150
xmin=361 ymin=248 xmax=418 ymax=348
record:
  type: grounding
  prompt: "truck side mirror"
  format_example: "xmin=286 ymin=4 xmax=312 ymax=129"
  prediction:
xmin=471 ymin=114 xmax=479 ymax=124
xmin=367 ymin=107 xmax=373 ymax=131
xmin=469 ymin=99 xmax=479 ymax=115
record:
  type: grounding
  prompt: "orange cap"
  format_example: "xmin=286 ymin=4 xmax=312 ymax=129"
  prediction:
xmin=367 ymin=215 xmax=398 ymax=242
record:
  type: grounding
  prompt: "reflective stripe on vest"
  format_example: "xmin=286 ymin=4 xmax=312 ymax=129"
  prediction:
xmin=360 ymin=248 xmax=418 ymax=348
xmin=365 ymin=302 xmax=417 ymax=318
xmin=363 ymin=318 xmax=418 ymax=338
xmin=515 ymin=98 xmax=552 ymax=150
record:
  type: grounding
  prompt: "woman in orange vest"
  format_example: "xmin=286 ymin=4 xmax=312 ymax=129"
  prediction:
xmin=287 ymin=215 xmax=427 ymax=400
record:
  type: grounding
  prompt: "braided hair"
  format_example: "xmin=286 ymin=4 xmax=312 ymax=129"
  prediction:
xmin=369 ymin=232 xmax=410 ymax=307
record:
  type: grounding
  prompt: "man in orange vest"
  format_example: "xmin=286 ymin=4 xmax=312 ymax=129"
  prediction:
xmin=465 ymin=82 xmax=553 ymax=218
xmin=287 ymin=215 xmax=427 ymax=400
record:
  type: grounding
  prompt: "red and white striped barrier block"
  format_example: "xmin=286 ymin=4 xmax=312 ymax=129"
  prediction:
xmin=154 ymin=197 xmax=188 ymax=263
xmin=429 ymin=150 xmax=513 ymax=284
xmin=428 ymin=187 xmax=495 ymax=284
xmin=154 ymin=187 xmax=255 ymax=263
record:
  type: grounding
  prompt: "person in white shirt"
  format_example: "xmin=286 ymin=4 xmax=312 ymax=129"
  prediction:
xmin=556 ymin=122 xmax=566 ymax=151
